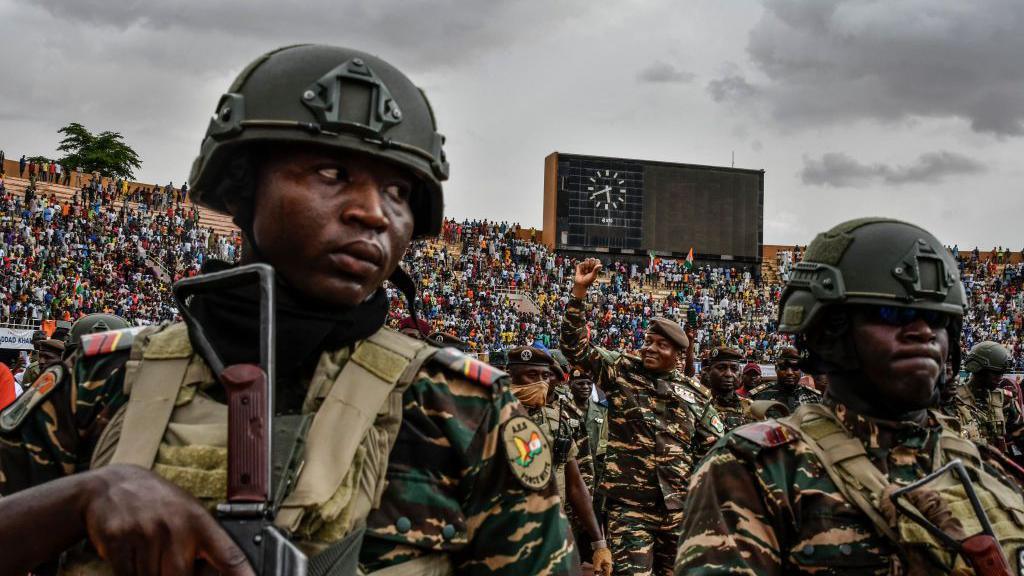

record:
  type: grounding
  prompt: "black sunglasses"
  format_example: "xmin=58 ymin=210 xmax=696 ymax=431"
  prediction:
xmin=776 ymin=359 xmax=800 ymax=370
xmin=861 ymin=305 xmax=951 ymax=329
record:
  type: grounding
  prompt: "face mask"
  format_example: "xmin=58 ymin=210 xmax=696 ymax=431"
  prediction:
xmin=512 ymin=380 xmax=550 ymax=408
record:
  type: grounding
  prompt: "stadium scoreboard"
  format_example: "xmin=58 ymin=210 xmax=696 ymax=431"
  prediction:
xmin=542 ymin=152 xmax=764 ymax=264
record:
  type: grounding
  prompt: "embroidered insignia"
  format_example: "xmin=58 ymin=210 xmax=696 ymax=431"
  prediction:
xmin=1 ymin=364 xmax=65 ymax=432
xmin=502 ymin=415 xmax=552 ymax=490
xmin=521 ymin=349 xmax=533 ymax=361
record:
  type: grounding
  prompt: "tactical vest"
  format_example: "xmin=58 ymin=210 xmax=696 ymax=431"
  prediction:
xmin=530 ymin=401 xmax=576 ymax=503
xmin=63 ymin=322 xmax=451 ymax=576
xmin=782 ymin=403 xmax=1024 ymax=574
xmin=954 ymin=384 xmax=1007 ymax=445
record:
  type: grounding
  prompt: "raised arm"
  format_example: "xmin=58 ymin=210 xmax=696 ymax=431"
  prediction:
xmin=560 ymin=259 xmax=617 ymax=382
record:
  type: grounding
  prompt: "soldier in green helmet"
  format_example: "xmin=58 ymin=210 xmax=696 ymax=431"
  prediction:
xmin=943 ymin=340 xmax=1023 ymax=453
xmin=0 ymin=45 xmax=575 ymax=575
xmin=677 ymin=218 xmax=1024 ymax=575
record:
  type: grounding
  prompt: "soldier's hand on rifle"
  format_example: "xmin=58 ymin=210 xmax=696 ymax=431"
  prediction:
xmin=573 ymin=258 xmax=603 ymax=298
xmin=83 ymin=464 xmax=254 ymax=576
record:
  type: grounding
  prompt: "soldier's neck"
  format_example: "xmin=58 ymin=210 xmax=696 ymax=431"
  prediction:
xmin=825 ymin=372 xmax=930 ymax=425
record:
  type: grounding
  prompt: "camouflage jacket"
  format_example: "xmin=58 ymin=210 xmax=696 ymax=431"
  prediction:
xmin=0 ymin=326 xmax=576 ymax=575
xmin=943 ymin=381 xmax=1023 ymax=450
xmin=711 ymin=392 xmax=758 ymax=433
xmin=560 ymin=296 xmax=723 ymax=510
xmin=750 ymin=381 xmax=821 ymax=413
xmin=676 ymin=398 xmax=1024 ymax=575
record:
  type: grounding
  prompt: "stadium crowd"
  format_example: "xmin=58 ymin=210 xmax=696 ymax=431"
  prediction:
xmin=1 ymin=167 xmax=1022 ymax=370
xmin=0 ymin=174 xmax=240 ymax=327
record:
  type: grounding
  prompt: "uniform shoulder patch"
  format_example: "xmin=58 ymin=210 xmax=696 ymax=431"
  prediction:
xmin=502 ymin=415 xmax=553 ymax=490
xmin=1 ymin=364 xmax=66 ymax=432
xmin=81 ymin=326 xmax=147 ymax=358
xmin=733 ymin=420 xmax=797 ymax=448
xmin=429 ymin=347 xmax=506 ymax=387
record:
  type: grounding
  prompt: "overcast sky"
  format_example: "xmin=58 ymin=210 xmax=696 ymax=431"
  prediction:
xmin=3 ymin=0 xmax=1023 ymax=248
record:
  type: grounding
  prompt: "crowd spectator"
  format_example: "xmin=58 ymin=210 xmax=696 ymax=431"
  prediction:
xmin=0 ymin=168 xmax=1021 ymax=371
xmin=0 ymin=177 xmax=241 ymax=327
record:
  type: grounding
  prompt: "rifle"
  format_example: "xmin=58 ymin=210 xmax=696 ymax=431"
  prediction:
xmin=890 ymin=459 xmax=1012 ymax=576
xmin=174 ymin=263 xmax=307 ymax=575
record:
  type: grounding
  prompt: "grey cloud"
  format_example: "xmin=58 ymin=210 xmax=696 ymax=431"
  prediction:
xmin=637 ymin=61 xmax=694 ymax=84
xmin=715 ymin=0 xmax=1024 ymax=136
xmin=801 ymin=151 xmax=986 ymax=187
xmin=707 ymin=74 xmax=759 ymax=103
xmin=24 ymin=0 xmax=591 ymax=72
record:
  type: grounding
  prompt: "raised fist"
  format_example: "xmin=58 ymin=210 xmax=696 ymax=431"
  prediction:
xmin=572 ymin=258 xmax=603 ymax=298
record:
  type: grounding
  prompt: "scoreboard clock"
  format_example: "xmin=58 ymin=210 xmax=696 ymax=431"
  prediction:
xmin=544 ymin=152 xmax=764 ymax=263
xmin=559 ymin=158 xmax=644 ymax=250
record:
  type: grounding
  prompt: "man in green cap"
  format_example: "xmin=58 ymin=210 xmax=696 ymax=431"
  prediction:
xmin=702 ymin=346 xmax=786 ymax=432
xmin=944 ymin=340 xmax=1023 ymax=453
xmin=677 ymin=217 xmax=1024 ymax=575
xmin=505 ymin=346 xmax=613 ymax=576
xmin=561 ymin=258 xmax=722 ymax=576
xmin=0 ymin=45 xmax=574 ymax=575
xmin=749 ymin=346 xmax=821 ymax=412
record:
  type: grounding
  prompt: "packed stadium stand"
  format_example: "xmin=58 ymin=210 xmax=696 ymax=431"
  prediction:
xmin=1 ymin=169 xmax=1022 ymax=368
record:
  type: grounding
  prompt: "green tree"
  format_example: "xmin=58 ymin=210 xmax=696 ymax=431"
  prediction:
xmin=56 ymin=122 xmax=142 ymax=180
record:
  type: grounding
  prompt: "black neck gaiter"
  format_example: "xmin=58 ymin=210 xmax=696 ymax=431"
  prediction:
xmin=187 ymin=260 xmax=389 ymax=412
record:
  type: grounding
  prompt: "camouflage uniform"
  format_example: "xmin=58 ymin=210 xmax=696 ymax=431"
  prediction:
xmin=524 ymin=396 xmax=579 ymax=503
xmin=944 ymin=342 xmax=1024 ymax=454
xmin=676 ymin=399 xmax=1024 ymax=575
xmin=710 ymin=393 xmax=758 ymax=432
xmin=0 ymin=323 xmax=577 ymax=575
xmin=678 ymin=217 xmax=1024 ymax=574
xmin=561 ymin=298 xmax=722 ymax=576
xmin=945 ymin=380 xmax=1022 ymax=450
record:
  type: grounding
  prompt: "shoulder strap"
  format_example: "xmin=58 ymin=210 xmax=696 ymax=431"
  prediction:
xmin=276 ymin=328 xmax=434 ymax=531
xmin=108 ymin=323 xmax=195 ymax=469
xmin=779 ymin=404 xmax=900 ymax=542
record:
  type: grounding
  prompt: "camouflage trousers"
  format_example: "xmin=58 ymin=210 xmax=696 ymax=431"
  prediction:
xmin=606 ymin=500 xmax=684 ymax=576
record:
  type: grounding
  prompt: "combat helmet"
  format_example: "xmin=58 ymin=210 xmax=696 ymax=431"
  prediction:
xmin=64 ymin=313 xmax=129 ymax=357
xmin=188 ymin=44 xmax=448 ymax=238
xmin=963 ymin=341 xmax=1012 ymax=374
xmin=778 ymin=218 xmax=965 ymax=334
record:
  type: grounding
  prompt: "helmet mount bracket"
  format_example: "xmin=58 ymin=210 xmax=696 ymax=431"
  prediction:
xmin=892 ymin=239 xmax=953 ymax=300
xmin=301 ymin=58 xmax=402 ymax=138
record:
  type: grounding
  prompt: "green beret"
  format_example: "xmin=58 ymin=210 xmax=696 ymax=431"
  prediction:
xmin=708 ymin=346 xmax=744 ymax=365
xmin=648 ymin=317 xmax=689 ymax=351
xmin=506 ymin=346 xmax=554 ymax=368
xmin=428 ymin=331 xmax=471 ymax=353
